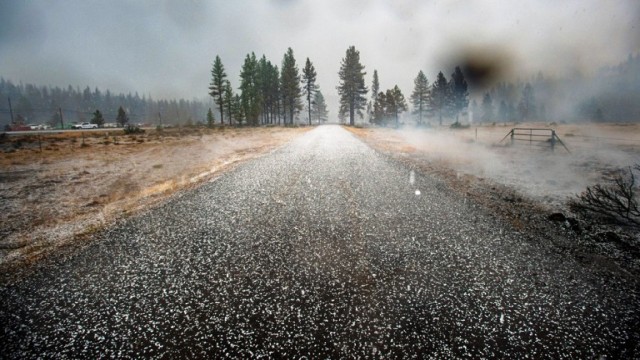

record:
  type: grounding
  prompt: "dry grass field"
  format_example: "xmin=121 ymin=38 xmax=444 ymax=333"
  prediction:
xmin=0 ymin=126 xmax=309 ymax=268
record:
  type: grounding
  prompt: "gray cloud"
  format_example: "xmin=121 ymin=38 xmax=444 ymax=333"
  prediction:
xmin=1 ymin=0 xmax=638 ymax=113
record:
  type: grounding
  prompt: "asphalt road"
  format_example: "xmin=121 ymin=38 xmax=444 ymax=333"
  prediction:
xmin=1 ymin=125 xmax=638 ymax=358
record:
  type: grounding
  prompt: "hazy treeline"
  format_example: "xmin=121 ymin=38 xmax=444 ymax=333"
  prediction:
xmin=0 ymin=79 xmax=211 ymax=128
xmin=2 ymin=51 xmax=638 ymax=129
xmin=364 ymin=66 xmax=470 ymax=128
xmin=474 ymin=53 xmax=640 ymax=124
xmin=378 ymin=52 xmax=640 ymax=127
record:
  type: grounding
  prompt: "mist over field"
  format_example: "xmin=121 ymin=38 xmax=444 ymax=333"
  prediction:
xmin=388 ymin=125 xmax=640 ymax=207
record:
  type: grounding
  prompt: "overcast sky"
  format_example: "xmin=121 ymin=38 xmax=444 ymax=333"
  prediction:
xmin=1 ymin=0 xmax=638 ymax=113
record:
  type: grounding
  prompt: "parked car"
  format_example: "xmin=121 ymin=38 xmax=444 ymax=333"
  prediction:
xmin=72 ymin=122 xmax=98 ymax=129
xmin=28 ymin=124 xmax=51 ymax=130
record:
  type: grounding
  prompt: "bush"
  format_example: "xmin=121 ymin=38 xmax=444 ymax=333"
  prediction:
xmin=569 ymin=164 xmax=640 ymax=228
xmin=450 ymin=121 xmax=470 ymax=129
xmin=123 ymin=124 xmax=145 ymax=134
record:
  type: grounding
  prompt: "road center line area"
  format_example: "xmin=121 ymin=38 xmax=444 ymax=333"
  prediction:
xmin=1 ymin=125 xmax=638 ymax=358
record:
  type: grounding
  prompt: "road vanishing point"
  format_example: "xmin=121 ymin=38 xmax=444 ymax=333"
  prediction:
xmin=1 ymin=125 xmax=638 ymax=358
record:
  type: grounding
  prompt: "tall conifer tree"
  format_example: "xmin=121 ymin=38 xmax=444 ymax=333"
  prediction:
xmin=450 ymin=66 xmax=469 ymax=122
xmin=208 ymin=56 xmax=227 ymax=125
xmin=280 ymin=48 xmax=302 ymax=125
xmin=302 ymin=58 xmax=318 ymax=125
xmin=432 ymin=71 xmax=449 ymax=125
xmin=411 ymin=70 xmax=430 ymax=125
xmin=337 ymin=46 xmax=368 ymax=126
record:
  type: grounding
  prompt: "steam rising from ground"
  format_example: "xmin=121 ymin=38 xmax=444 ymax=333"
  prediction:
xmin=390 ymin=125 xmax=639 ymax=208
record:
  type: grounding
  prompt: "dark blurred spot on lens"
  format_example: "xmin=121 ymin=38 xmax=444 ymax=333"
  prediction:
xmin=447 ymin=48 xmax=512 ymax=90
xmin=462 ymin=59 xmax=499 ymax=88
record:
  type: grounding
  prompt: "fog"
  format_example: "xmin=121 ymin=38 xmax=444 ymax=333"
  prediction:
xmin=391 ymin=125 xmax=639 ymax=208
xmin=1 ymin=0 xmax=639 ymax=114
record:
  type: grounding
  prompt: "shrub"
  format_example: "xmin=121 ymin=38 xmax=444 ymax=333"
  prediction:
xmin=450 ymin=121 xmax=470 ymax=129
xmin=569 ymin=164 xmax=640 ymax=228
xmin=123 ymin=124 xmax=144 ymax=134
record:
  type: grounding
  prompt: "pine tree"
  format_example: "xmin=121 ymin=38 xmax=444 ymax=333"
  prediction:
xmin=369 ymin=70 xmax=380 ymax=122
xmin=388 ymin=85 xmax=408 ymax=128
xmin=302 ymin=57 xmax=318 ymax=125
xmin=206 ymin=108 xmax=215 ymax=128
xmin=257 ymin=55 xmax=269 ymax=125
xmin=518 ymin=82 xmax=536 ymax=120
xmin=239 ymin=53 xmax=261 ymax=126
xmin=280 ymin=48 xmax=302 ymax=125
xmin=269 ymin=65 xmax=280 ymax=124
xmin=208 ymin=55 xmax=227 ymax=125
xmin=223 ymin=80 xmax=234 ymax=125
xmin=311 ymin=89 xmax=329 ymax=123
xmin=116 ymin=106 xmax=128 ymax=127
xmin=268 ymin=60 xmax=280 ymax=124
xmin=411 ymin=70 xmax=430 ymax=125
xmin=48 ymin=110 xmax=62 ymax=128
xmin=432 ymin=71 xmax=449 ymax=125
xmin=450 ymin=66 xmax=469 ymax=122
xmin=338 ymin=103 xmax=348 ymax=124
xmin=481 ymin=93 xmax=493 ymax=122
xmin=257 ymin=55 xmax=280 ymax=125
xmin=337 ymin=46 xmax=368 ymax=126
xmin=91 ymin=109 xmax=104 ymax=127
xmin=372 ymin=91 xmax=386 ymax=125
xmin=371 ymin=70 xmax=380 ymax=103
xmin=232 ymin=94 xmax=244 ymax=125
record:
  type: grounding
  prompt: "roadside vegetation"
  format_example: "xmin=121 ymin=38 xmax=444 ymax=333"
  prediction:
xmin=570 ymin=164 xmax=640 ymax=229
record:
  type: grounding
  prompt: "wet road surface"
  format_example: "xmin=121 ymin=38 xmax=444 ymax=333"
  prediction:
xmin=1 ymin=125 xmax=639 ymax=358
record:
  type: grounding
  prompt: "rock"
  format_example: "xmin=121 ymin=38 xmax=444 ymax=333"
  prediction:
xmin=548 ymin=213 xmax=566 ymax=222
xmin=594 ymin=231 xmax=621 ymax=244
xmin=566 ymin=217 xmax=582 ymax=235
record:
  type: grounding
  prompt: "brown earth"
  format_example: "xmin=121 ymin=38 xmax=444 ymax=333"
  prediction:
xmin=0 ymin=126 xmax=309 ymax=270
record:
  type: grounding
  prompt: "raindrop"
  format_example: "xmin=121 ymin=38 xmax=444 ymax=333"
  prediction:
xmin=409 ymin=170 xmax=415 ymax=185
xmin=415 ymin=190 xmax=421 ymax=196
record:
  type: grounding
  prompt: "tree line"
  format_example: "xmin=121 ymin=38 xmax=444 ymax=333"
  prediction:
xmin=335 ymin=45 xmax=471 ymax=128
xmin=209 ymin=45 xmax=471 ymax=128
xmin=208 ymin=48 xmax=328 ymax=127
xmin=352 ymin=49 xmax=640 ymax=126
xmin=3 ymin=48 xmax=638 ymax=129
xmin=0 ymin=79 xmax=210 ymax=129
xmin=475 ymin=53 xmax=640 ymax=123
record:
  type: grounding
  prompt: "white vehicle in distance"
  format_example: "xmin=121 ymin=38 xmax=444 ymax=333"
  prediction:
xmin=72 ymin=122 xmax=98 ymax=129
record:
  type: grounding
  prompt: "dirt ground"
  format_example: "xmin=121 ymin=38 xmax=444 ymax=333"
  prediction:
xmin=0 ymin=126 xmax=309 ymax=269
xmin=346 ymin=122 xmax=640 ymax=275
